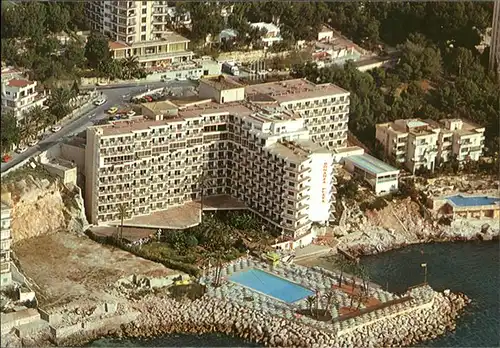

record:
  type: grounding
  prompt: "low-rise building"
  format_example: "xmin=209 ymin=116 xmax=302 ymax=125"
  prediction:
xmin=1 ymin=202 xmax=13 ymax=288
xmin=431 ymin=194 xmax=500 ymax=220
xmin=311 ymin=26 xmax=367 ymax=67
xmin=146 ymin=57 xmax=221 ymax=81
xmin=250 ymin=22 xmax=283 ymax=47
xmin=376 ymin=118 xmax=485 ymax=174
xmin=42 ymin=158 xmax=78 ymax=186
xmin=343 ymin=153 xmax=400 ymax=195
xmin=1 ymin=75 xmax=48 ymax=120
xmin=109 ymin=32 xmax=194 ymax=69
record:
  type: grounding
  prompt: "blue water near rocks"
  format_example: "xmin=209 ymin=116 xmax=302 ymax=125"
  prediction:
xmin=89 ymin=241 xmax=499 ymax=347
xmin=359 ymin=241 xmax=500 ymax=347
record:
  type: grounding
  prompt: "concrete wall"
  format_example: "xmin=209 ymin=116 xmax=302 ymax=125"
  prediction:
xmin=0 ymin=308 xmax=40 ymax=335
xmin=337 ymin=297 xmax=435 ymax=336
xmin=61 ymin=143 xmax=86 ymax=173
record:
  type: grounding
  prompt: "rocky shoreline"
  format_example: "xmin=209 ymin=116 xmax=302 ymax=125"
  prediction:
xmin=337 ymin=217 xmax=499 ymax=258
xmin=57 ymin=286 xmax=470 ymax=348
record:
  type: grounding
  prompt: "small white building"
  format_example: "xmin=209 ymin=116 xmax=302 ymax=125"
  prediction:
xmin=1 ymin=76 xmax=48 ymax=120
xmin=343 ymin=153 xmax=400 ymax=195
xmin=250 ymin=22 xmax=283 ymax=47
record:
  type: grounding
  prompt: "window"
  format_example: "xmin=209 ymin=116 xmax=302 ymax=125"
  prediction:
xmin=141 ymin=25 xmax=146 ymax=32
xmin=142 ymin=1 xmax=147 ymax=5
xmin=141 ymin=34 xmax=146 ymax=41
xmin=142 ymin=17 xmax=146 ymax=23
xmin=142 ymin=8 xmax=147 ymax=14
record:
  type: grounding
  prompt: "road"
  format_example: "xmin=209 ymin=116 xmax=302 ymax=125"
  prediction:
xmin=1 ymin=80 xmax=196 ymax=173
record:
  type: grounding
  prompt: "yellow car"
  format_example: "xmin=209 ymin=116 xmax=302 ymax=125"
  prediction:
xmin=107 ymin=107 xmax=118 ymax=114
xmin=174 ymin=279 xmax=192 ymax=286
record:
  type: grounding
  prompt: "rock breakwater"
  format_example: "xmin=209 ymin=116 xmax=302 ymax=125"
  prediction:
xmin=62 ymin=286 xmax=470 ymax=348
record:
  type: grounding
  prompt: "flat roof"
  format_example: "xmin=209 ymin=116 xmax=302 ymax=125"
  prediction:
xmin=141 ymin=100 xmax=178 ymax=114
xmin=245 ymin=78 xmax=349 ymax=103
xmin=200 ymin=75 xmax=244 ymax=90
xmin=346 ymin=154 xmax=399 ymax=176
xmin=445 ymin=195 xmax=500 ymax=208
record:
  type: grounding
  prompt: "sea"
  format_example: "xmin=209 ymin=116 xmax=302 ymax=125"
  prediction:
xmin=89 ymin=241 xmax=499 ymax=347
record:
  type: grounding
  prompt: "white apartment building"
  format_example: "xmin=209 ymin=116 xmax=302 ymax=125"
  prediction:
xmin=84 ymin=76 xmax=349 ymax=242
xmin=376 ymin=118 xmax=485 ymax=174
xmin=1 ymin=77 xmax=47 ymax=120
xmin=1 ymin=203 xmax=13 ymax=288
xmin=250 ymin=22 xmax=283 ymax=47
xmin=86 ymin=1 xmax=194 ymax=68
xmin=489 ymin=0 xmax=500 ymax=75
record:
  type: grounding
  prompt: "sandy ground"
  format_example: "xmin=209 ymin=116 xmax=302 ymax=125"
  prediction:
xmin=12 ymin=232 xmax=177 ymax=309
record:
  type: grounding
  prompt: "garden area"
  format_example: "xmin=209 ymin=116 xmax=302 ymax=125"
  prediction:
xmin=114 ymin=212 xmax=276 ymax=276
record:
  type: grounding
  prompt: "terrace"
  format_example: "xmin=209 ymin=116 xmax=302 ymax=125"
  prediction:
xmin=201 ymin=258 xmax=435 ymax=335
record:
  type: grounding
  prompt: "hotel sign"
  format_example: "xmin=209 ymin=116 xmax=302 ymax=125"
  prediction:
xmin=321 ymin=162 xmax=328 ymax=204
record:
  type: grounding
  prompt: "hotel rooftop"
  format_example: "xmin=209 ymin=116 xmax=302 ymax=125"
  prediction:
xmin=245 ymin=79 xmax=349 ymax=103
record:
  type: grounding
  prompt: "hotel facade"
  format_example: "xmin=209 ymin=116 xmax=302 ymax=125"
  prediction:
xmin=84 ymin=77 xmax=350 ymax=242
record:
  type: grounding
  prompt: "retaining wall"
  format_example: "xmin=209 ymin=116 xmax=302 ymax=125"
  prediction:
xmin=337 ymin=295 xmax=435 ymax=336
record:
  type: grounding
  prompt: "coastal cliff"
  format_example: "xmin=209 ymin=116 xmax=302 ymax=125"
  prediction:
xmin=334 ymin=197 xmax=499 ymax=257
xmin=1 ymin=173 xmax=89 ymax=243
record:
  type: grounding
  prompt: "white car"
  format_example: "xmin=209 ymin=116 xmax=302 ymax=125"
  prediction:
xmin=94 ymin=98 xmax=106 ymax=106
xmin=127 ymin=110 xmax=136 ymax=117
xmin=16 ymin=146 xmax=28 ymax=154
xmin=51 ymin=126 xmax=62 ymax=132
xmin=175 ymin=77 xmax=187 ymax=81
xmin=28 ymin=139 xmax=39 ymax=147
xmin=189 ymin=76 xmax=200 ymax=81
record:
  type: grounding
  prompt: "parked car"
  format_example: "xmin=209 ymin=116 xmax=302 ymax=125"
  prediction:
xmin=175 ymin=76 xmax=187 ymax=81
xmin=189 ymin=76 xmax=200 ymax=81
xmin=107 ymin=106 xmax=118 ymax=114
xmin=94 ymin=98 xmax=106 ymax=106
xmin=127 ymin=110 xmax=136 ymax=117
xmin=2 ymin=155 xmax=12 ymax=163
xmin=28 ymin=139 xmax=39 ymax=147
xmin=16 ymin=146 xmax=28 ymax=154
xmin=144 ymin=96 xmax=153 ymax=102
xmin=51 ymin=125 xmax=62 ymax=132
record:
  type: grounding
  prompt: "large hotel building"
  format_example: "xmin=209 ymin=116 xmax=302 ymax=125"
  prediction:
xmin=85 ymin=77 xmax=350 ymax=241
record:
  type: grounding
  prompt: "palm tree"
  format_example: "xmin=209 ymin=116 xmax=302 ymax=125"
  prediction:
xmin=48 ymin=87 xmax=73 ymax=120
xmin=306 ymin=296 xmax=315 ymax=316
xmin=322 ymin=288 xmax=337 ymax=314
xmin=117 ymin=203 xmax=128 ymax=243
xmin=121 ymin=56 xmax=140 ymax=79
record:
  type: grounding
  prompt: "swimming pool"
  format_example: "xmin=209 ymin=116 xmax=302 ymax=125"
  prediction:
xmin=229 ymin=268 xmax=314 ymax=303
xmin=447 ymin=195 xmax=500 ymax=207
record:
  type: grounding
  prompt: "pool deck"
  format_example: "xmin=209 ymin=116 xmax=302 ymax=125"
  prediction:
xmin=201 ymin=257 xmax=429 ymax=334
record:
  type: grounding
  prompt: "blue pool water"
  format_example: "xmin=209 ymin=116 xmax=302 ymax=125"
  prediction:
xmin=229 ymin=268 xmax=314 ymax=303
xmin=447 ymin=195 xmax=500 ymax=207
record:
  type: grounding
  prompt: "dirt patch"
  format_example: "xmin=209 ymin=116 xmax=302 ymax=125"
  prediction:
xmin=339 ymin=306 xmax=360 ymax=316
xmin=296 ymin=309 xmax=333 ymax=322
xmin=12 ymin=232 xmax=179 ymax=309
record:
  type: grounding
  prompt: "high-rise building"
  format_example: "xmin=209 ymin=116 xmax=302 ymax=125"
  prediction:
xmin=84 ymin=77 xmax=350 ymax=243
xmin=85 ymin=1 xmax=194 ymax=68
xmin=490 ymin=1 xmax=500 ymax=75
xmin=376 ymin=118 xmax=485 ymax=174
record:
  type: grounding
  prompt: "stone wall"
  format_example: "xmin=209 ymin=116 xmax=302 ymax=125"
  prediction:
xmin=217 ymin=50 xmax=290 ymax=63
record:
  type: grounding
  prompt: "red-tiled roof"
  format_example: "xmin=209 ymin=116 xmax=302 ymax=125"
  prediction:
xmin=109 ymin=41 xmax=129 ymax=50
xmin=7 ymin=79 xmax=33 ymax=88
